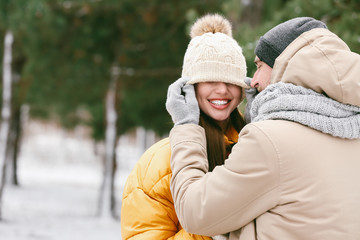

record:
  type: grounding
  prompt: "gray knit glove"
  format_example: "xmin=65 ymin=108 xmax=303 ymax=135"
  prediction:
xmin=244 ymin=77 xmax=259 ymax=123
xmin=166 ymin=77 xmax=200 ymax=125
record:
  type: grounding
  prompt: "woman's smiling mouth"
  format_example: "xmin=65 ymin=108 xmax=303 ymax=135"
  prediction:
xmin=209 ymin=99 xmax=231 ymax=109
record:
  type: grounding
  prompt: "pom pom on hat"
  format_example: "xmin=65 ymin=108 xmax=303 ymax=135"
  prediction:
xmin=182 ymin=14 xmax=248 ymax=89
xmin=255 ymin=17 xmax=327 ymax=68
xmin=190 ymin=14 xmax=232 ymax=38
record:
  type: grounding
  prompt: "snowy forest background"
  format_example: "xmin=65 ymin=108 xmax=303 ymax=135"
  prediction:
xmin=1 ymin=0 xmax=359 ymax=239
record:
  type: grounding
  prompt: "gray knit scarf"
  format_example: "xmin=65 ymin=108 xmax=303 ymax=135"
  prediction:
xmin=250 ymin=82 xmax=360 ymax=139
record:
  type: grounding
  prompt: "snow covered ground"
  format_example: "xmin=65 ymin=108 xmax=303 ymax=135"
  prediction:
xmin=0 ymin=120 xmax=147 ymax=240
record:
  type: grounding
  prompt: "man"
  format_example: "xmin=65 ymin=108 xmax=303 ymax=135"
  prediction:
xmin=166 ymin=17 xmax=360 ymax=239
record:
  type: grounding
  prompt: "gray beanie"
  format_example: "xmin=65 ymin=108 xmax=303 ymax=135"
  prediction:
xmin=255 ymin=17 xmax=327 ymax=68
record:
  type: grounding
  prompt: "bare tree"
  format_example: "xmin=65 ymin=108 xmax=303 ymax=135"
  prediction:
xmin=6 ymin=106 xmax=23 ymax=185
xmin=240 ymin=0 xmax=264 ymax=27
xmin=98 ymin=65 xmax=119 ymax=219
xmin=0 ymin=31 xmax=14 ymax=219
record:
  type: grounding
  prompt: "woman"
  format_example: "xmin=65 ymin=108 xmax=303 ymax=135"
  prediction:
xmin=121 ymin=13 xmax=248 ymax=240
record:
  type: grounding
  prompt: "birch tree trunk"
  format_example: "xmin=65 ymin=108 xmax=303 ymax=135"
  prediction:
xmin=6 ymin=107 xmax=21 ymax=185
xmin=0 ymin=31 xmax=14 ymax=220
xmin=98 ymin=65 xmax=119 ymax=219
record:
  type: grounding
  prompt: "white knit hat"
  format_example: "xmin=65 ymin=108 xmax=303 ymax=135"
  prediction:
xmin=182 ymin=14 xmax=248 ymax=89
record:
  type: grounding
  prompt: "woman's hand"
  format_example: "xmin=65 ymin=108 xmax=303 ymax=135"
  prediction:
xmin=244 ymin=77 xmax=259 ymax=123
xmin=166 ymin=77 xmax=200 ymax=125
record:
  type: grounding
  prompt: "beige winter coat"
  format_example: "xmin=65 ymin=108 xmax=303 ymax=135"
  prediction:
xmin=170 ymin=28 xmax=360 ymax=239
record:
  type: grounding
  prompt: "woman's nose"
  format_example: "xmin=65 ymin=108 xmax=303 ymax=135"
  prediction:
xmin=214 ymin=82 xmax=227 ymax=92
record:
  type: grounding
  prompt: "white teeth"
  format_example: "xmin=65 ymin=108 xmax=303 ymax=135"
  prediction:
xmin=211 ymin=100 xmax=228 ymax=106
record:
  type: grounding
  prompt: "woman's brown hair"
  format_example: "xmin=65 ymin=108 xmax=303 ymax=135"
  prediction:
xmin=199 ymin=109 xmax=246 ymax=171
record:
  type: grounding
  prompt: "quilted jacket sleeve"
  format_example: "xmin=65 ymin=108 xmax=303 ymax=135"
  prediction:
xmin=121 ymin=138 xmax=211 ymax=240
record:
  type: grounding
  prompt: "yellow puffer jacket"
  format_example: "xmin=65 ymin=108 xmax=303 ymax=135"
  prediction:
xmin=121 ymin=126 xmax=239 ymax=239
xmin=121 ymin=137 xmax=212 ymax=239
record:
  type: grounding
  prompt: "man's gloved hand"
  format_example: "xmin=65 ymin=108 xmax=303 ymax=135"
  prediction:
xmin=166 ymin=77 xmax=200 ymax=126
xmin=244 ymin=77 xmax=259 ymax=123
